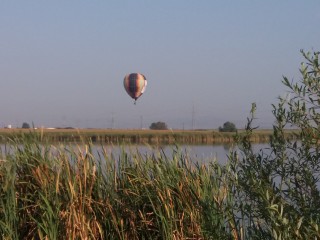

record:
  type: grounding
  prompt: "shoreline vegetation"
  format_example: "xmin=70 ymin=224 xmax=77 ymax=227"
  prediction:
xmin=0 ymin=128 xmax=315 ymax=239
xmin=0 ymin=128 xmax=298 ymax=144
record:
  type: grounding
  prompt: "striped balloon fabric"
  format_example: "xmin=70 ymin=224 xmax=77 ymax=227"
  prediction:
xmin=123 ymin=73 xmax=147 ymax=103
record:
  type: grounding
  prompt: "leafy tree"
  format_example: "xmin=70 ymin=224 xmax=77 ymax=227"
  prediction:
xmin=230 ymin=50 xmax=320 ymax=239
xmin=219 ymin=121 xmax=237 ymax=132
xmin=149 ymin=121 xmax=168 ymax=130
xmin=22 ymin=122 xmax=30 ymax=129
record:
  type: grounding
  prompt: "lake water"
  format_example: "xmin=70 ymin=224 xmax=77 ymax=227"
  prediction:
xmin=94 ymin=144 xmax=234 ymax=164
xmin=0 ymin=142 xmax=270 ymax=165
xmin=82 ymin=143 xmax=270 ymax=165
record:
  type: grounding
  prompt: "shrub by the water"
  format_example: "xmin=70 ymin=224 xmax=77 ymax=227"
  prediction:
xmin=231 ymin=50 xmax=320 ymax=239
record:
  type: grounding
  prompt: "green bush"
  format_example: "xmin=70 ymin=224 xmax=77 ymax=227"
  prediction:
xmin=231 ymin=50 xmax=320 ymax=239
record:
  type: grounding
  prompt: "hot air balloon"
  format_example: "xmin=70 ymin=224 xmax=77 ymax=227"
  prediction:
xmin=123 ymin=73 xmax=147 ymax=104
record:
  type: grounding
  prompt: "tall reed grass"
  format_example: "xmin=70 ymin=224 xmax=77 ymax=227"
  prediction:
xmin=0 ymin=133 xmax=239 ymax=239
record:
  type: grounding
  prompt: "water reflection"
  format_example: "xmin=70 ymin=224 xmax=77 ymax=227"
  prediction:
xmin=88 ymin=143 xmax=241 ymax=165
xmin=94 ymin=143 xmax=271 ymax=164
xmin=0 ymin=142 xmax=270 ymax=165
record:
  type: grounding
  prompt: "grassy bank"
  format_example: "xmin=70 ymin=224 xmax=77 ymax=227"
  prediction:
xmin=0 ymin=128 xmax=298 ymax=144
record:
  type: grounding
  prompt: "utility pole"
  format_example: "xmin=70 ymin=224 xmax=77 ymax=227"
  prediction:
xmin=192 ymin=105 xmax=195 ymax=130
xmin=140 ymin=115 xmax=143 ymax=129
xmin=111 ymin=112 xmax=115 ymax=129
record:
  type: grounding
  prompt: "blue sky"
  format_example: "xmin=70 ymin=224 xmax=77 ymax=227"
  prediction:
xmin=0 ymin=1 xmax=319 ymax=129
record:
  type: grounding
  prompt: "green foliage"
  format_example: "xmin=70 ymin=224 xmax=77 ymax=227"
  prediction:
xmin=219 ymin=121 xmax=237 ymax=132
xmin=149 ymin=121 xmax=168 ymax=130
xmin=230 ymin=50 xmax=320 ymax=239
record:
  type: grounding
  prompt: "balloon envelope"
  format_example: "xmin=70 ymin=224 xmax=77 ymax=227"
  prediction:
xmin=123 ymin=73 xmax=147 ymax=101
